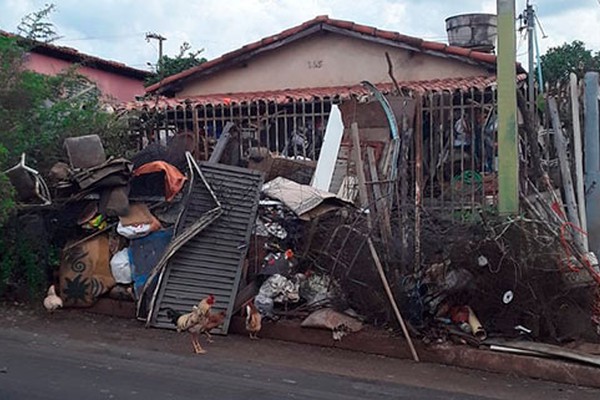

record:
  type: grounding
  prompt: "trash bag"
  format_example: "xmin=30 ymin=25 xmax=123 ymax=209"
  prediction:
xmin=255 ymin=273 xmax=308 ymax=317
xmin=116 ymin=222 xmax=154 ymax=239
xmin=301 ymin=308 xmax=363 ymax=341
xmin=110 ymin=248 xmax=132 ymax=284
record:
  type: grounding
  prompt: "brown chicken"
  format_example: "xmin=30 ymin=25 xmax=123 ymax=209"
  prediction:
xmin=165 ymin=294 xmax=216 ymax=354
xmin=202 ymin=310 xmax=227 ymax=343
xmin=245 ymin=300 xmax=262 ymax=340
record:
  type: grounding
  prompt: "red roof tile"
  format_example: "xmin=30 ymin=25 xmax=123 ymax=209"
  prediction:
xmin=0 ymin=30 xmax=151 ymax=79
xmin=146 ymin=16 xmax=513 ymax=94
xmin=128 ymin=74 xmax=526 ymax=111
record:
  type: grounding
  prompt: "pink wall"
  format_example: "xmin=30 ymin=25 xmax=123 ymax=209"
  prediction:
xmin=24 ymin=52 xmax=146 ymax=102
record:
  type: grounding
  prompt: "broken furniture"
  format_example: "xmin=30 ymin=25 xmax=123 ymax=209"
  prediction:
xmin=4 ymin=153 xmax=51 ymax=205
xmin=144 ymin=157 xmax=263 ymax=334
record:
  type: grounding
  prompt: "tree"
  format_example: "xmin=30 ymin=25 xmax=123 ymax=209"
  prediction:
xmin=145 ymin=42 xmax=207 ymax=86
xmin=0 ymin=5 xmax=134 ymax=300
xmin=538 ymin=40 xmax=600 ymax=86
xmin=16 ymin=3 xmax=60 ymax=43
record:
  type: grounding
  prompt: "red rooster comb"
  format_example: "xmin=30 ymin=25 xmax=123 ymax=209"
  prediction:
xmin=207 ymin=294 xmax=216 ymax=304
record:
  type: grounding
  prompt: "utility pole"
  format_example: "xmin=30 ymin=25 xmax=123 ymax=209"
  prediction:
xmin=145 ymin=32 xmax=167 ymax=67
xmin=497 ymin=0 xmax=519 ymax=214
xmin=525 ymin=1 xmax=535 ymax=112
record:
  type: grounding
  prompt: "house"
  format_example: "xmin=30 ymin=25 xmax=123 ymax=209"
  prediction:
xmin=1 ymin=30 xmax=151 ymax=102
xmin=130 ymin=16 xmax=526 ymax=211
xmin=145 ymin=15 xmax=498 ymax=97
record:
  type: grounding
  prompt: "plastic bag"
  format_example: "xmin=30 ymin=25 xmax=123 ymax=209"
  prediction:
xmin=116 ymin=222 xmax=153 ymax=239
xmin=110 ymin=248 xmax=132 ymax=284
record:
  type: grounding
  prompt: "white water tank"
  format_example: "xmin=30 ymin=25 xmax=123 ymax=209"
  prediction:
xmin=445 ymin=13 xmax=497 ymax=53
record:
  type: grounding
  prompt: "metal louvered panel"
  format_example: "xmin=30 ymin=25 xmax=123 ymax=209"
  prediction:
xmin=151 ymin=163 xmax=263 ymax=333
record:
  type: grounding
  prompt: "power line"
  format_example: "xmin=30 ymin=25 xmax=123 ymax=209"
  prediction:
xmin=59 ymin=32 xmax=146 ymax=42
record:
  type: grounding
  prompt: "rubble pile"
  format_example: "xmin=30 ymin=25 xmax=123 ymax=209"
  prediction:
xmin=5 ymin=77 xmax=600 ymax=369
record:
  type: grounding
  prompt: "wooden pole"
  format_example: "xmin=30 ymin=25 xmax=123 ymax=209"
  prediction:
xmin=414 ymin=95 xmax=423 ymax=274
xmin=367 ymin=147 xmax=391 ymax=242
xmin=497 ymin=0 xmax=519 ymax=214
xmin=570 ymin=73 xmax=588 ymax=251
xmin=367 ymin=238 xmax=420 ymax=362
xmin=549 ymin=96 xmax=581 ymax=244
xmin=351 ymin=122 xmax=372 ymax=229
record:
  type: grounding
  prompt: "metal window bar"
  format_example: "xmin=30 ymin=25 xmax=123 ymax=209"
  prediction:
xmin=133 ymin=98 xmax=333 ymax=163
xmin=417 ymin=87 xmax=498 ymax=219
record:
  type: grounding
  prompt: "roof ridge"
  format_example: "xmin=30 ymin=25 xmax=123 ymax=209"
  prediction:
xmin=146 ymin=16 xmax=503 ymax=94
xmin=0 ymin=29 xmax=151 ymax=77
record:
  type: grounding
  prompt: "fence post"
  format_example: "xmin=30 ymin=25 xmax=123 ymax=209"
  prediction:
xmin=585 ymin=72 xmax=600 ymax=254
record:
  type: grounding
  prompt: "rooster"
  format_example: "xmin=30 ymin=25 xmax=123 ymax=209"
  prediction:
xmin=195 ymin=294 xmax=216 ymax=315
xmin=43 ymin=285 xmax=63 ymax=313
xmin=165 ymin=294 xmax=216 ymax=354
xmin=245 ymin=299 xmax=262 ymax=340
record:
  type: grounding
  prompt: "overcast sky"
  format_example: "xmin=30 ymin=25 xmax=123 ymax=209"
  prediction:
xmin=1 ymin=0 xmax=599 ymax=72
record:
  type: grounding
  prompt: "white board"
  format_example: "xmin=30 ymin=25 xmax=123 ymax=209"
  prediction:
xmin=311 ymin=104 xmax=344 ymax=192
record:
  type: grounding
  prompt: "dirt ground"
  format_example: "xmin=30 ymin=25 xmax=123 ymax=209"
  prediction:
xmin=2 ymin=302 xmax=600 ymax=399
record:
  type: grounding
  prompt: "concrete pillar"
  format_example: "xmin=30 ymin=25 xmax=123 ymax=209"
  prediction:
xmin=584 ymin=72 xmax=600 ymax=253
xmin=497 ymin=0 xmax=519 ymax=214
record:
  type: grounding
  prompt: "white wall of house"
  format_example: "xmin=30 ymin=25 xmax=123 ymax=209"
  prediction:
xmin=178 ymin=32 xmax=491 ymax=96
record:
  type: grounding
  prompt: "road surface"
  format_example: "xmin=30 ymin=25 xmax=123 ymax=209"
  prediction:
xmin=0 ymin=327 xmax=484 ymax=400
xmin=0 ymin=305 xmax=598 ymax=399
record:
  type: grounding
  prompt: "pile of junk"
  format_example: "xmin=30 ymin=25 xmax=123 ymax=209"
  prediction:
xmin=5 ymin=131 xmax=370 ymax=340
xmin=5 ymin=97 xmax=600 ymax=367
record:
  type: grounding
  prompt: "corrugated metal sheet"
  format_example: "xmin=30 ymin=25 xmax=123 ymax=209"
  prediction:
xmin=150 ymin=163 xmax=263 ymax=333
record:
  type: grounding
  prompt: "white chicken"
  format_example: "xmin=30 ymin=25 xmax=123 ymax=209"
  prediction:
xmin=43 ymin=285 xmax=63 ymax=312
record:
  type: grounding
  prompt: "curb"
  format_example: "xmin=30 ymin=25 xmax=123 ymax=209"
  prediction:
xmin=228 ymin=316 xmax=600 ymax=389
xmin=84 ymin=300 xmax=600 ymax=389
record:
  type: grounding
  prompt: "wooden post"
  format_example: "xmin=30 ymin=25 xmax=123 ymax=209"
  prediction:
xmin=351 ymin=122 xmax=372 ymax=229
xmin=192 ymin=109 xmax=201 ymax=159
xmin=414 ymin=95 xmax=423 ymax=274
xmin=497 ymin=0 xmax=519 ymax=214
xmin=367 ymin=147 xmax=391 ymax=242
xmin=570 ymin=73 xmax=588 ymax=251
xmin=549 ymin=96 xmax=581 ymax=244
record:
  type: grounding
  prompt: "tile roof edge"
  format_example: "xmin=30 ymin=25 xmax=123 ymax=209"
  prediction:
xmin=146 ymin=16 xmax=501 ymax=94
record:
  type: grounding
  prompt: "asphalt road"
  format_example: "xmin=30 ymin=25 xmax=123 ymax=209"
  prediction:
xmin=0 ymin=328 xmax=484 ymax=400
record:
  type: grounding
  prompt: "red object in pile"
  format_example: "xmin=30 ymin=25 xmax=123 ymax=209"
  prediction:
xmin=449 ymin=306 xmax=470 ymax=323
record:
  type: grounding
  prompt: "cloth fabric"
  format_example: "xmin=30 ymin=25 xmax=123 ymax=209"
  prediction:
xmin=133 ymin=161 xmax=187 ymax=202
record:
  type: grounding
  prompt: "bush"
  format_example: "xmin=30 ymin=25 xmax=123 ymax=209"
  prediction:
xmin=0 ymin=14 xmax=134 ymax=301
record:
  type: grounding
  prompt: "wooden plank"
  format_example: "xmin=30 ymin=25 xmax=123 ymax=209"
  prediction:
xmin=312 ymin=104 xmax=344 ymax=192
xmin=570 ymin=73 xmax=588 ymax=251
xmin=343 ymin=127 xmax=390 ymax=142
xmin=351 ymin=122 xmax=372 ymax=228
xmin=548 ymin=97 xmax=581 ymax=246
xmin=367 ymin=147 xmax=391 ymax=241
xmin=208 ymin=122 xmax=234 ymax=164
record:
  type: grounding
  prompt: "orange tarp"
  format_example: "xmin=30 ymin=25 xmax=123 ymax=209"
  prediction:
xmin=133 ymin=161 xmax=187 ymax=202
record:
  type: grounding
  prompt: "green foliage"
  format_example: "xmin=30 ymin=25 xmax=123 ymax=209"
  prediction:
xmin=0 ymin=4 xmax=134 ymax=301
xmin=145 ymin=42 xmax=207 ymax=86
xmin=538 ymin=40 xmax=600 ymax=86
xmin=0 ymin=218 xmax=50 ymax=301
xmin=0 ymin=173 xmax=15 ymax=227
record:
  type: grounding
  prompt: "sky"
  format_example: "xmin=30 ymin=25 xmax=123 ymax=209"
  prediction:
xmin=0 ymin=0 xmax=599 ymax=72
